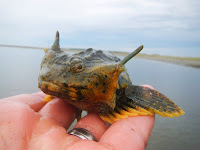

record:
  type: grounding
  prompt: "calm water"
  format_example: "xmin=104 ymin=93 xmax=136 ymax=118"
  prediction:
xmin=0 ymin=47 xmax=200 ymax=150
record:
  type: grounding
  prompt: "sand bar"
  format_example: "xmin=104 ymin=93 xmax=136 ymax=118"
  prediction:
xmin=135 ymin=54 xmax=200 ymax=68
xmin=1 ymin=44 xmax=200 ymax=68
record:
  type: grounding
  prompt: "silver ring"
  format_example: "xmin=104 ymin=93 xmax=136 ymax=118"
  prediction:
xmin=68 ymin=128 xmax=97 ymax=141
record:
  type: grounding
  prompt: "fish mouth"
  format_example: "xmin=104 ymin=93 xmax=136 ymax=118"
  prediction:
xmin=39 ymin=81 xmax=83 ymax=101
xmin=39 ymin=81 xmax=116 ymax=114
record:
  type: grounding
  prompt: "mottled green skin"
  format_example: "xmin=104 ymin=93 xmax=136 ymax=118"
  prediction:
xmin=38 ymin=46 xmax=131 ymax=115
xmin=38 ymin=31 xmax=184 ymax=119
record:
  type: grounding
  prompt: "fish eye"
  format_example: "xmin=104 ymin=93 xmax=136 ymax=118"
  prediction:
xmin=69 ymin=57 xmax=85 ymax=73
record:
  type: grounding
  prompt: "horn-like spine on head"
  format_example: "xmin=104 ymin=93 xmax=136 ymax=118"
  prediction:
xmin=119 ymin=45 xmax=143 ymax=66
xmin=51 ymin=31 xmax=60 ymax=51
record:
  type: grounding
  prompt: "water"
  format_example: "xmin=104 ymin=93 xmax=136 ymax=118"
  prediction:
xmin=0 ymin=47 xmax=200 ymax=149
xmin=126 ymin=59 xmax=200 ymax=150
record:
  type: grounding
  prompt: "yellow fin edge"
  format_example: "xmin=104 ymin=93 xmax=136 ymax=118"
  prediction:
xmin=43 ymin=48 xmax=48 ymax=53
xmin=44 ymin=95 xmax=54 ymax=103
xmin=100 ymin=107 xmax=154 ymax=124
xmin=150 ymin=108 xmax=185 ymax=118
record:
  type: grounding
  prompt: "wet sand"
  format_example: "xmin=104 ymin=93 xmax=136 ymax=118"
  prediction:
xmin=1 ymin=44 xmax=200 ymax=68
xmin=111 ymin=51 xmax=200 ymax=68
xmin=135 ymin=55 xmax=200 ymax=68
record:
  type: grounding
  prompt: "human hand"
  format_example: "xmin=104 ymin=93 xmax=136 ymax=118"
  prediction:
xmin=0 ymin=85 xmax=155 ymax=150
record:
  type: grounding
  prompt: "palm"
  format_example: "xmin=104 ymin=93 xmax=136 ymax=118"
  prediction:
xmin=0 ymin=85 xmax=154 ymax=150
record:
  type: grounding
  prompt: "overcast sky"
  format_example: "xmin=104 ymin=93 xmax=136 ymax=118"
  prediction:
xmin=0 ymin=0 xmax=200 ymax=56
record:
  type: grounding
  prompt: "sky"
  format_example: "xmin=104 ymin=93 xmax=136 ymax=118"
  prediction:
xmin=0 ymin=0 xmax=200 ymax=57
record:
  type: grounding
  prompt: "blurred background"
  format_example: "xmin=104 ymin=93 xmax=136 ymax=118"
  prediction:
xmin=0 ymin=0 xmax=200 ymax=149
xmin=0 ymin=0 xmax=200 ymax=56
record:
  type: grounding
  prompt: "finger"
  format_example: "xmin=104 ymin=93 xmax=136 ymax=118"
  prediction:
xmin=30 ymin=115 xmax=105 ymax=150
xmin=30 ymin=125 xmax=107 ymax=150
xmin=0 ymin=100 xmax=40 ymax=150
xmin=140 ymin=84 xmax=154 ymax=89
xmin=2 ymin=91 xmax=46 ymax=112
xmin=39 ymin=98 xmax=76 ymax=129
xmin=99 ymin=116 xmax=155 ymax=150
xmin=73 ymin=113 xmax=109 ymax=141
xmin=28 ymin=98 xmax=78 ymax=150
xmin=99 ymin=84 xmax=155 ymax=149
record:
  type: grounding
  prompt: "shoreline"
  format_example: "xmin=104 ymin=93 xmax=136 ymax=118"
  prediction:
xmin=1 ymin=44 xmax=200 ymax=68
xmin=135 ymin=54 xmax=200 ymax=68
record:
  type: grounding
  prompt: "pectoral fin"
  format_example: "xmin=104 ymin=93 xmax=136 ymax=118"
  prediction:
xmin=125 ymin=85 xmax=184 ymax=117
xmin=100 ymin=85 xmax=184 ymax=124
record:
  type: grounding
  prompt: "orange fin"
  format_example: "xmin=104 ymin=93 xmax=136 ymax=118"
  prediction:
xmin=43 ymin=48 xmax=48 ymax=53
xmin=44 ymin=95 xmax=54 ymax=103
xmin=100 ymin=85 xmax=184 ymax=124
xmin=125 ymin=85 xmax=184 ymax=117
xmin=100 ymin=105 xmax=154 ymax=124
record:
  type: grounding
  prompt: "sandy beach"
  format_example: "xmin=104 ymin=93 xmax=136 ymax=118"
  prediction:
xmin=1 ymin=44 xmax=200 ymax=68
xmin=135 ymin=54 xmax=200 ymax=68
